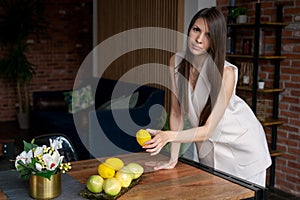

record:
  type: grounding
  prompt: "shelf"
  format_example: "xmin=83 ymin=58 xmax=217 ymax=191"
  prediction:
xmin=260 ymin=118 xmax=285 ymax=127
xmin=270 ymin=150 xmax=284 ymax=157
xmin=228 ymin=22 xmax=287 ymax=27
xmin=237 ymin=86 xmax=284 ymax=93
xmin=227 ymin=2 xmax=286 ymax=188
xmin=226 ymin=54 xmax=287 ymax=60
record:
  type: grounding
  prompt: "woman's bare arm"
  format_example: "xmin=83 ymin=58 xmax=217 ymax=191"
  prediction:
xmin=145 ymin=66 xmax=235 ymax=155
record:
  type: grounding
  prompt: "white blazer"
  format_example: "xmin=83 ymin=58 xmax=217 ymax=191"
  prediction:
xmin=174 ymin=54 xmax=271 ymax=180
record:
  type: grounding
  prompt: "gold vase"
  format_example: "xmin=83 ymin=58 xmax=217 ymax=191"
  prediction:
xmin=30 ymin=173 xmax=62 ymax=199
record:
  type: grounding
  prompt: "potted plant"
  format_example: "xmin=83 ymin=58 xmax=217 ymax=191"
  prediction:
xmin=233 ymin=7 xmax=248 ymax=23
xmin=0 ymin=0 xmax=47 ymax=129
xmin=258 ymin=78 xmax=265 ymax=89
xmin=15 ymin=138 xmax=71 ymax=199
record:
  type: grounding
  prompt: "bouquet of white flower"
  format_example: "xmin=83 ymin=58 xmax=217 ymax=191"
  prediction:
xmin=15 ymin=138 xmax=71 ymax=180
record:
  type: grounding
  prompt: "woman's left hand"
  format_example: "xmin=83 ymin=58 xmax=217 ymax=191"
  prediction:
xmin=145 ymin=159 xmax=178 ymax=170
xmin=143 ymin=129 xmax=171 ymax=156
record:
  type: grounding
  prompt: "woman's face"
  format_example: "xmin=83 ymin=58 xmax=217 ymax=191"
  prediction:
xmin=188 ymin=18 xmax=210 ymax=55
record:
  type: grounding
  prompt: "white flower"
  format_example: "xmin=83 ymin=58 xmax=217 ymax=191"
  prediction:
xmin=15 ymin=150 xmax=33 ymax=170
xmin=35 ymin=163 xmax=43 ymax=171
xmin=50 ymin=138 xmax=63 ymax=150
xmin=34 ymin=146 xmax=45 ymax=157
xmin=15 ymin=139 xmax=71 ymax=180
xmin=42 ymin=150 xmax=64 ymax=171
xmin=26 ymin=150 xmax=33 ymax=164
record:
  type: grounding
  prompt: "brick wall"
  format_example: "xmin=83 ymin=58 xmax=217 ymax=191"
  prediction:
xmin=218 ymin=0 xmax=300 ymax=197
xmin=0 ymin=0 xmax=93 ymax=121
xmin=277 ymin=0 xmax=300 ymax=196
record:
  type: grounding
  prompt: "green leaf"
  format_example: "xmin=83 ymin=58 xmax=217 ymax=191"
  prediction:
xmin=28 ymin=158 xmax=39 ymax=171
xmin=19 ymin=169 xmax=31 ymax=180
xmin=17 ymin=160 xmax=32 ymax=180
xmin=35 ymin=170 xmax=57 ymax=180
xmin=23 ymin=140 xmax=38 ymax=152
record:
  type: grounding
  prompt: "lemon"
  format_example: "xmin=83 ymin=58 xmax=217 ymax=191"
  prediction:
xmin=136 ymin=129 xmax=151 ymax=146
xmin=105 ymin=157 xmax=124 ymax=171
xmin=103 ymin=178 xmax=122 ymax=196
xmin=115 ymin=167 xmax=133 ymax=187
xmin=86 ymin=175 xmax=104 ymax=193
xmin=98 ymin=163 xmax=115 ymax=178
xmin=126 ymin=162 xmax=144 ymax=179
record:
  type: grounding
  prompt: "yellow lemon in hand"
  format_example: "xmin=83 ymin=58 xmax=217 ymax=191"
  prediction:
xmin=136 ymin=129 xmax=151 ymax=146
xmin=98 ymin=163 xmax=115 ymax=178
xmin=104 ymin=157 xmax=124 ymax=171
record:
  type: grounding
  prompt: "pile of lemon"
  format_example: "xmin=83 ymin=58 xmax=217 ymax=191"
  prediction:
xmin=86 ymin=157 xmax=144 ymax=196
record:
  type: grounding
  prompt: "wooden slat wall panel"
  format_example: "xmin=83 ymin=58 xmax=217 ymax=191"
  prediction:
xmin=96 ymin=0 xmax=184 ymax=111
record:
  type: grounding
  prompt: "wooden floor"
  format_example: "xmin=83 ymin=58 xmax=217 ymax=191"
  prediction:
xmin=0 ymin=121 xmax=299 ymax=200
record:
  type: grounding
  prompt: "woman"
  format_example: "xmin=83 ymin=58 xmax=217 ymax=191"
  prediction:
xmin=144 ymin=7 xmax=271 ymax=187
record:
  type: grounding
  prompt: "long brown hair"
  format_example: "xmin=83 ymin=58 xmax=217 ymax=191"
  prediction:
xmin=177 ymin=7 xmax=226 ymax=126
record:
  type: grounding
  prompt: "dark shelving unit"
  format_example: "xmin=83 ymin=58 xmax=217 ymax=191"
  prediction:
xmin=227 ymin=3 xmax=287 ymax=188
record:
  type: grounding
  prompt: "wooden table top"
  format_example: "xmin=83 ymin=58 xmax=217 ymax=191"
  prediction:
xmin=0 ymin=152 xmax=257 ymax=200
xmin=68 ymin=152 xmax=256 ymax=200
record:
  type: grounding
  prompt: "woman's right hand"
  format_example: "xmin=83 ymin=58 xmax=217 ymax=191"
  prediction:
xmin=144 ymin=129 xmax=173 ymax=156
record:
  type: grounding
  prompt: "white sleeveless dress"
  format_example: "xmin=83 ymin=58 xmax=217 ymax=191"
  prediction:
xmin=174 ymin=54 xmax=272 ymax=182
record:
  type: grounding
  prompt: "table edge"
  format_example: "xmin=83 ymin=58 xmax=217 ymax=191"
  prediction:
xmin=179 ymin=157 xmax=267 ymax=200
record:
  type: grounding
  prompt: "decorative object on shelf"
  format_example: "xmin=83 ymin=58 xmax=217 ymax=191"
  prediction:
xmin=258 ymin=78 xmax=265 ymax=89
xmin=237 ymin=14 xmax=247 ymax=24
xmin=256 ymin=99 xmax=268 ymax=121
xmin=226 ymin=29 xmax=232 ymax=54
xmin=242 ymin=39 xmax=252 ymax=55
xmin=15 ymin=138 xmax=71 ymax=199
xmin=226 ymin=27 xmax=234 ymax=54
xmin=239 ymin=62 xmax=253 ymax=86
xmin=259 ymin=30 xmax=265 ymax=55
xmin=243 ymin=75 xmax=250 ymax=85
xmin=232 ymin=7 xmax=248 ymax=24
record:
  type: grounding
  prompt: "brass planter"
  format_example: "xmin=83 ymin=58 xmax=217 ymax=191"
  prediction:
xmin=30 ymin=173 xmax=62 ymax=199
